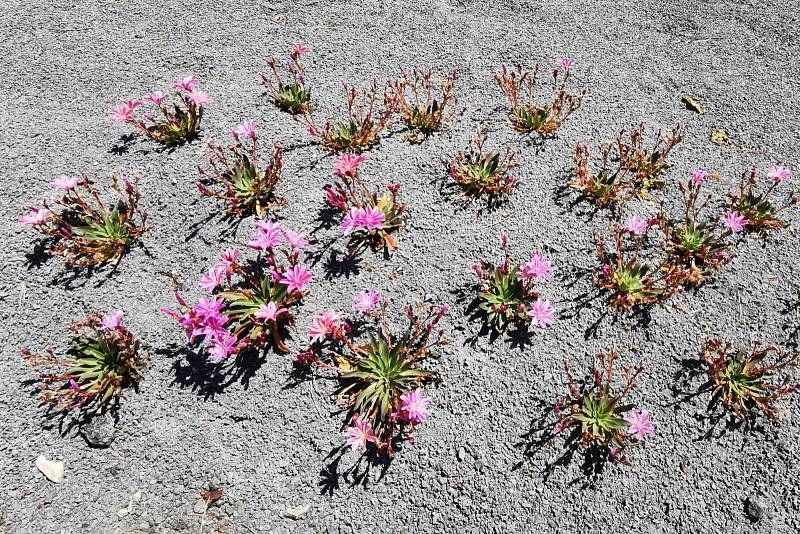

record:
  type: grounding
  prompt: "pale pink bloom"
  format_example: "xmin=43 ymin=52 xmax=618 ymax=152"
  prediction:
xmin=214 ymin=249 xmax=239 ymax=278
xmin=19 ymin=207 xmax=50 ymax=226
xmin=199 ymin=268 xmax=223 ymax=292
xmin=723 ymin=210 xmax=747 ymax=233
xmin=308 ymin=310 xmax=345 ymax=343
xmin=624 ymin=409 xmax=655 ymax=440
xmin=283 ymin=229 xmax=308 ymax=250
xmin=50 ymin=176 xmax=79 ymax=191
xmin=358 ymin=206 xmax=385 ymax=232
xmin=345 ymin=416 xmax=376 ymax=451
xmin=111 ymin=101 xmax=141 ymax=123
xmin=527 ymin=299 xmax=554 ymax=326
xmin=353 ymin=290 xmax=381 ymax=313
xmin=553 ymin=424 xmax=563 ymax=434
xmin=624 ymin=216 xmax=648 ymax=235
xmin=520 ymin=251 xmax=552 ymax=281
xmin=557 ymin=58 xmax=575 ymax=70
xmin=340 ymin=208 xmax=362 ymax=235
xmin=292 ymin=43 xmax=311 ymax=56
xmin=399 ymin=389 xmax=431 ymax=424
xmin=279 ymin=264 xmax=312 ymax=294
xmin=147 ymin=91 xmax=166 ymax=106
xmin=208 ymin=332 xmax=238 ymax=362
xmin=232 ymin=120 xmax=257 ymax=140
xmin=248 ymin=220 xmax=284 ymax=250
xmin=100 ymin=309 xmax=124 ymax=331
xmin=173 ymin=75 xmax=198 ymax=92
xmin=767 ymin=165 xmax=791 ymax=183
xmin=501 ymin=231 xmax=510 ymax=248
xmin=254 ymin=301 xmax=287 ymax=323
xmin=690 ymin=169 xmax=706 ymax=184
xmin=185 ymin=89 xmax=209 ymax=106
xmin=333 ymin=153 xmax=367 ymax=177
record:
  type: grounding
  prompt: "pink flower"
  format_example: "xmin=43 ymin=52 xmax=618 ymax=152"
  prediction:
xmin=325 ymin=187 xmax=347 ymax=209
xmin=723 ymin=210 xmax=748 ymax=233
xmin=173 ymin=76 xmax=198 ymax=92
xmin=345 ymin=416 xmax=376 ymax=451
xmin=624 ymin=409 xmax=655 ymax=440
xmin=69 ymin=379 xmax=81 ymax=393
xmin=197 ymin=312 xmax=229 ymax=344
xmin=333 ymin=153 xmax=367 ymax=177
xmin=195 ymin=296 xmax=225 ymax=319
xmin=624 ymin=216 xmax=648 ymax=235
xmin=358 ymin=206 xmax=385 ymax=232
xmin=399 ymin=389 xmax=431 ymax=424
xmin=690 ymin=169 xmax=707 ymax=184
xmin=214 ymin=249 xmax=239 ymax=278
xmin=558 ymin=58 xmax=575 ymax=70
xmin=254 ymin=302 xmax=287 ymax=323
xmin=520 ymin=251 xmax=552 ymax=281
xmin=147 ymin=91 xmax=166 ymax=106
xmin=185 ymin=89 xmax=209 ymax=106
xmin=353 ymin=290 xmax=381 ymax=313
xmin=279 ymin=265 xmax=312 ymax=294
xmin=527 ymin=299 xmax=555 ymax=326
xmin=292 ymin=43 xmax=311 ymax=56
xmin=232 ymin=120 xmax=257 ymax=141
xmin=111 ymin=100 xmax=142 ymax=123
xmin=767 ymin=165 xmax=791 ymax=183
xmin=248 ymin=220 xmax=284 ymax=250
xmin=340 ymin=208 xmax=362 ymax=235
xmin=199 ymin=268 xmax=223 ymax=292
xmin=208 ymin=332 xmax=239 ymax=362
xmin=308 ymin=310 xmax=345 ymax=343
xmin=283 ymin=229 xmax=308 ymax=250
xmin=50 ymin=176 xmax=79 ymax=191
xmin=100 ymin=309 xmax=124 ymax=331
xmin=19 ymin=207 xmax=50 ymax=226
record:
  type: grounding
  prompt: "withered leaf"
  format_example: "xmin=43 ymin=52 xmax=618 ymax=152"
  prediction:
xmin=200 ymin=488 xmax=223 ymax=507
xmin=711 ymin=129 xmax=729 ymax=145
xmin=681 ymin=95 xmax=705 ymax=114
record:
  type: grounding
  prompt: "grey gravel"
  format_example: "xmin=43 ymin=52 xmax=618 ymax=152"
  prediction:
xmin=80 ymin=413 xmax=117 ymax=448
xmin=745 ymin=495 xmax=770 ymax=522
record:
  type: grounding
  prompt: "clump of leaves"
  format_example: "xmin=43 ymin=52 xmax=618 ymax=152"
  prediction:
xmin=196 ymin=121 xmax=285 ymax=218
xmin=303 ymin=79 xmax=396 ymax=153
xmin=658 ymin=170 xmax=734 ymax=286
xmin=470 ymin=233 xmax=555 ymax=332
xmin=700 ymin=338 xmax=800 ymax=423
xmin=570 ymin=123 xmax=683 ymax=206
xmin=494 ymin=60 xmax=585 ymax=136
xmin=389 ymin=67 xmax=462 ymax=141
xmin=725 ymin=165 xmax=797 ymax=234
xmin=554 ymin=349 xmax=652 ymax=465
xmin=445 ymin=131 xmax=520 ymax=198
xmin=22 ymin=310 xmax=145 ymax=413
xmin=325 ymin=153 xmax=408 ymax=254
xmin=295 ymin=297 xmax=448 ymax=456
xmin=259 ymin=44 xmax=312 ymax=115
xmin=19 ymin=174 xmax=150 ymax=267
xmin=162 ymin=221 xmax=312 ymax=360
xmin=112 ymin=75 xmax=207 ymax=145
xmin=593 ymin=221 xmax=688 ymax=309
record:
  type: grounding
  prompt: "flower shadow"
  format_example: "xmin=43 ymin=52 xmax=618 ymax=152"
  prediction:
xmin=167 ymin=344 xmax=269 ymax=400
xmin=318 ymin=442 xmax=394 ymax=496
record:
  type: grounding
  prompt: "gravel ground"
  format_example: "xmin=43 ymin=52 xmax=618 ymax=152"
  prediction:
xmin=1 ymin=1 xmax=799 ymax=532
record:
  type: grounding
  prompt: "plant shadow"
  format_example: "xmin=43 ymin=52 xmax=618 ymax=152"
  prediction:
xmin=318 ymin=442 xmax=395 ymax=496
xmin=167 ymin=344 xmax=270 ymax=400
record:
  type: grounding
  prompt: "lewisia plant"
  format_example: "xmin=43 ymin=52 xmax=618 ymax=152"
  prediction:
xmin=325 ymin=153 xmax=408 ymax=253
xmin=22 ymin=310 xmax=145 ymax=413
xmin=162 ymin=222 xmax=312 ymax=360
xmin=470 ymin=233 xmax=555 ymax=332
xmin=112 ymin=75 xmax=208 ymax=145
xmin=725 ymin=165 xmax=797 ymax=234
xmin=389 ymin=67 xmax=461 ymax=141
xmin=19 ymin=174 xmax=150 ymax=267
xmin=494 ymin=59 xmax=585 ymax=136
xmin=554 ymin=349 xmax=653 ymax=466
xmin=446 ymin=131 xmax=520 ymax=198
xmin=260 ymin=43 xmax=313 ymax=115
xmin=303 ymin=79 xmax=396 ymax=152
xmin=196 ymin=121 xmax=285 ymax=218
xmin=295 ymin=295 xmax=448 ymax=456
xmin=700 ymin=338 xmax=799 ymax=424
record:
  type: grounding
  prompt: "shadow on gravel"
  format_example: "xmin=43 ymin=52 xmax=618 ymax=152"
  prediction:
xmin=318 ymin=444 xmax=393 ymax=496
xmin=457 ymin=289 xmax=541 ymax=349
xmin=167 ymin=345 xmax=267 ymax=400
xmin=109 ymin=133 xmax=137 ymax=155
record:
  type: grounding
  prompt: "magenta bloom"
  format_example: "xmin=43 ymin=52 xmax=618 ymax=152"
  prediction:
xmin=232 ymin=120 xmax=257 ymax=141
xmin=147 ymin=91 xmax=166 ymax=106
xmin=527 ymin=299 xmax=554 ymax=326
xmin=208 ymin=332 xmax=239 ymax=362
xmin=279 ymin=265 xmax=312 ymax=294
xmin=248 ymin=220 xmax=284 ymax=250
xmin=195 ymin=296 xmax=225 ymax=318
xmin=185 ymin=89 xmax=209 ymax=106
xmin=624 ymin=409 xmax=655 ymax=440
xmin=283 ymin=229 xmax=308 ymax=250
xmin=100 ymin=309 xmax=124 ymax=331
xmin=308 ymin=310 xmax=345 ymax=343
xmin=50 ymin=175 xmax=79 ymax=191
xmin=353 ymin=290 xmax=381 ymax=313
xmin=723 ymin=210 xmax=748 ymax=233
xmin=292 ymin=43 xmax=311 ymax=56
xmin=173 ymin=76 xmax=199 ymax=92
xmin=214 ymin=248 xmax=239 ymax=278
xmin=358 ymin=206 xmax=385 ymax=232
xmin=199 ymin=268 xmax=223 ymax=292
xmin=399 ymin=389 xmax=431 ymax=424
xmin=557 ymin=58 xmax=575 ymax=70
xmin=345 ymin=416 xmax=376 ymax=451
xmin=333 ymin=153 xmax=367 ymax=177
xmin=340 ymin=208 xmax=362 ymax=235
xmin=624 ymin=216 xmax=648 ymax=235
xmin=111 ymin=100 xmax=141 ymax=123
xmin=254 ymin=302 xmax=287 ymax=323
xmin=325 ymin=187 xmax=347 ymax=209
xmin=767 ymin=165 xmax=791 ymax=183
xmin=520 ymin=251 xmax=552 ymax=281
xmin=19 ymin=207 xmax=50 ymax=226
xmin=690 ymin=169 xmax=706 ymax=184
